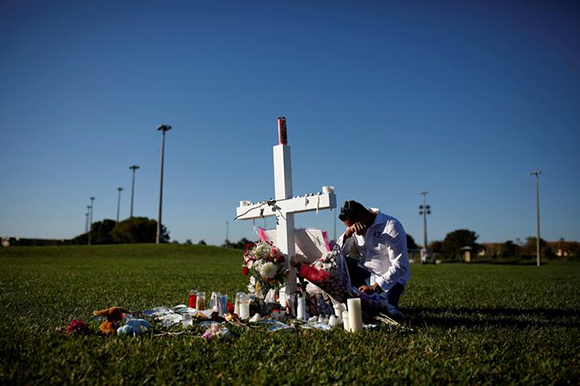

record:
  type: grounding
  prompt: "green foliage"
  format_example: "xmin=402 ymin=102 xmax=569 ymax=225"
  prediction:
xmin=442 ymin=229 xmax=479 ymax=259
xmin=71 ymin=219 xmax=117 ymax=245
xmin=406 ymin=233 xmax=418 ymax=250
xmin=0 ymin=245 xmax=579 ymax=384
xmin=500 ymin=240 xmax=521 ymax=258
xmin=110 ymin=217 xmax=170 ymax=244
xmin=521 ymin=237 xmax=555 ymax=259
xmin=429 ymin=240 xmax=443 ymax=254
xmin=222 ymin=237 xmax=254 ymax=249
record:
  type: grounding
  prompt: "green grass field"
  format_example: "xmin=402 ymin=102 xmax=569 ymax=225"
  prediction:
xmin=1 ymin=244 xmax=579 ymax=384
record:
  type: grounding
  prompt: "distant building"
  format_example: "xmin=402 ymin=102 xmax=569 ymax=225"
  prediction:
xmin=547 ymin=241 xmax=579 ymax=259
xmin=478 ymin=242 xmax=502 ymax=257
xmin=1 ymin=237 xmax=71 ymax=247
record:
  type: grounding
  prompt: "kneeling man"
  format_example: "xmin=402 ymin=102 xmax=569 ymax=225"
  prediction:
xmin=338 ymin=200 xmax=410 ymax=319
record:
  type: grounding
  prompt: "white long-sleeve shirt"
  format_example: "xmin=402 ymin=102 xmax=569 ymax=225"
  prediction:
xmin=337 ymin=209 xmax=410 ymax=292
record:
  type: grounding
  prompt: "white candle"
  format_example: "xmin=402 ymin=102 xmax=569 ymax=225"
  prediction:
xmin=234 ymin=300 xmax=240 ymax=316
xmin=296 ymin=296 xmax=306 ymax=321
xmin=329 ymin=315 xmax=338 ymax=327
xmin=342 ymin=310 xmax=350 ymax=331
xmin=286 ymin=294 xmax=296 ymax=318
xmin=347 ymin=298 xmax=363 ymax=333
xmin=239 ymin=294 xmax=250 ymax=320
xmin=240 ymin=303 xmax=250 ymax=320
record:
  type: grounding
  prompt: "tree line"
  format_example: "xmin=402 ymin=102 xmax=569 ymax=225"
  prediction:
xmin=72 ymin=217 xmax=169 ymax=245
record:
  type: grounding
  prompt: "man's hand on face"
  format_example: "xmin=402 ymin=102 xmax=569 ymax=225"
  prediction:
xmin=345 ymin=222 xmax=368 ymax=239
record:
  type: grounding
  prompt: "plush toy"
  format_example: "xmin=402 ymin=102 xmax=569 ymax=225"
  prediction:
xmin=93 ymin=307 xmax=129 ymax=335
xmin=117 ymin=318 xmax=153 ymax=336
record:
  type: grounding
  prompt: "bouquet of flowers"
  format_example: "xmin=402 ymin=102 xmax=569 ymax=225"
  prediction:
xmin=298 ymin=246 xmax=353 ymax=304
xmin=298 ymin=245 xmax=392 ymax=311
xmin=243 ymin=242 xmax=287 ymax=298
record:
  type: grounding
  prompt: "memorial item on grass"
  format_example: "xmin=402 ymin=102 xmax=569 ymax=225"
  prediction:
xmin=243 ymin=241 xmax=288 ymax=299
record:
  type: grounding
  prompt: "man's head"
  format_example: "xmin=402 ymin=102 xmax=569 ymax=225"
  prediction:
xmin=339 ymin=200 xmax=373 ymax=226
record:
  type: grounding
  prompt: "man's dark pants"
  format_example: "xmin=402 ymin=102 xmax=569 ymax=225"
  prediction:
xmin=345 ymin=256 xmax=405 ymax=309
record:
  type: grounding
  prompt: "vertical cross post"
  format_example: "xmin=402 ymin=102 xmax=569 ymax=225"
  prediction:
xmin=273 ymin=139 xmax=297 ymax=294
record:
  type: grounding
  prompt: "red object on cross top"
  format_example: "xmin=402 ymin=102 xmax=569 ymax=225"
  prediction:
xmin=278 ymin=117 xmax=288 ymax=145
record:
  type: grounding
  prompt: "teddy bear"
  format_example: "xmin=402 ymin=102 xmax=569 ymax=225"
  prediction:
xmin=93 ymin=307 xmax=130 ymax=335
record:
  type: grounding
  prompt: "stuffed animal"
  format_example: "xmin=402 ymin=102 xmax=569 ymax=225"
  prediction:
xmin=93 ymin=307 xmax=129 ymax=335
xmin=117 ymin=318 xmax=153 ymax=336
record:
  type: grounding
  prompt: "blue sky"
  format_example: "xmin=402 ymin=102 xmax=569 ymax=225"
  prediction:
xmin=1 ymin=0 xmax=579 ymax=246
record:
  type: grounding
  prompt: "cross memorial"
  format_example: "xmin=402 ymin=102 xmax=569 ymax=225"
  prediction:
xmin=235 ymin=117 xmax=337 ymax=294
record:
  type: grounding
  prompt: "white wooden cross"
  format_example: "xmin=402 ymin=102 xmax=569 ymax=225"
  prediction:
xmin=235 ymin=117 xmax=336 ymax=294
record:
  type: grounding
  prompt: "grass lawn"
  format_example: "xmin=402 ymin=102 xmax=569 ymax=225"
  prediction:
xmin=1 ymin=244 xmax=579 ymax=384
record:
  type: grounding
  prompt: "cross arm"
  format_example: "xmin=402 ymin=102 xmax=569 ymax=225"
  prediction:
xmin=235 ymin=192 xmax=336 ymax=221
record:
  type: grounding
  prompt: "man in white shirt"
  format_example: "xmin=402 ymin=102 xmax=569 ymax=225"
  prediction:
xmin=337 ymin=200 xmax=410 ymax=317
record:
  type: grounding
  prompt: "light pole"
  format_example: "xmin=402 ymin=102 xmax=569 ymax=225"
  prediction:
xmin=129 ymin=165 xmax=140 ymax=218
xmin=226 ymin=220 xmax=229 ymax=243
xmin=116 ymin=187 xmax=123 ymax=222
xmin=419 ymin=191 xmax=432 ymax=263
xmin=530 ymin=170 xmax=541 ymax=267
xmin=88 ymin=197 xmax=95 ymax=246
xmin=156 ymin=124 xmax=172 ymax=244
xmin=86 ymin=205 xmax=91 ymax=240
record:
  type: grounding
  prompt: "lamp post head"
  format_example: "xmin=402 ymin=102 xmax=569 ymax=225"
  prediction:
xmin=90 ymin=197 xmax=95 ymax=201
xmin=118 ymin=187 xmax=123 ymax=192
xmin=157 ymin=124 xmax=172 ymax=132
xmin=529 ymin=170 xmax=541 ymax=176
xmin=130 ymin=165 xmax=140 ymax=171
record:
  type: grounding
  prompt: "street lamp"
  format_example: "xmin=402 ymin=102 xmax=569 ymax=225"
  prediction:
xmin=529 ymin=170 xmax=542 ymax=267
xmin=419 ymin=191 xmax=432 ymax=263
xmin=156 ymin=124 xmax=172 ymax=244
xmin=88 ymin=197 xmax=95 ymax=246
xmin=86 ymin=205 xmax=91 ymax=239
xmin=116 ymin=187 xmax=124 ymax=223
xmin=129 ymin=165 xmax=140 ymax=218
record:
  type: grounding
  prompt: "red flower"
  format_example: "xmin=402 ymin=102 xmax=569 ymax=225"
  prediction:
xmin=242 ymin=267 xmax=249 ymax=276
xmin=245 ymin=242 xmax=255 ymax=251
xmin=299 ymin=264 xmax=331 ymax=282
xmin=227 ymin=302 xmax=234 ymax=314
xmin=65 ymin=320 xmax=89 ymax=334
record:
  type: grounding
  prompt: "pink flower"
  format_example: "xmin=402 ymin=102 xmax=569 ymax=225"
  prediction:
xmin=65 ymin=320 xmax=89 ymax=334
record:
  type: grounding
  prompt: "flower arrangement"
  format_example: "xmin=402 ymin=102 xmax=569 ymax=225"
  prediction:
xmin=298 ymin=247 xmax=352 ymax=304
xmin=312 ymin=249 xmax=340 ymax=272
xmin=243 ymin=242 xmax=287 ymax=298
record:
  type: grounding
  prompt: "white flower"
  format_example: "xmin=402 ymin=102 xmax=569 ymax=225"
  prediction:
xmin=247 ymin=259 xmax=254 ymax=269
xmin=260 ymin=262 xmax=278 ymax=279
xmin=255 ymin=243 xmax=269 ymax=259
xmin=247 ymin=276 xmax=256 ymax=293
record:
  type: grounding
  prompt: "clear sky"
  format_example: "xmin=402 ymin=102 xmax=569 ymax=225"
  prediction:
xmin=1 ymin=0 xmax=579 ymax=246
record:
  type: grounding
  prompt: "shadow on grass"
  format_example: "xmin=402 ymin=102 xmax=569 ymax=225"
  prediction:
xmin=440 ymin=260 xmax=545 ymax=266
xmin=405 ymin=307 xmax=580 ymax=328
